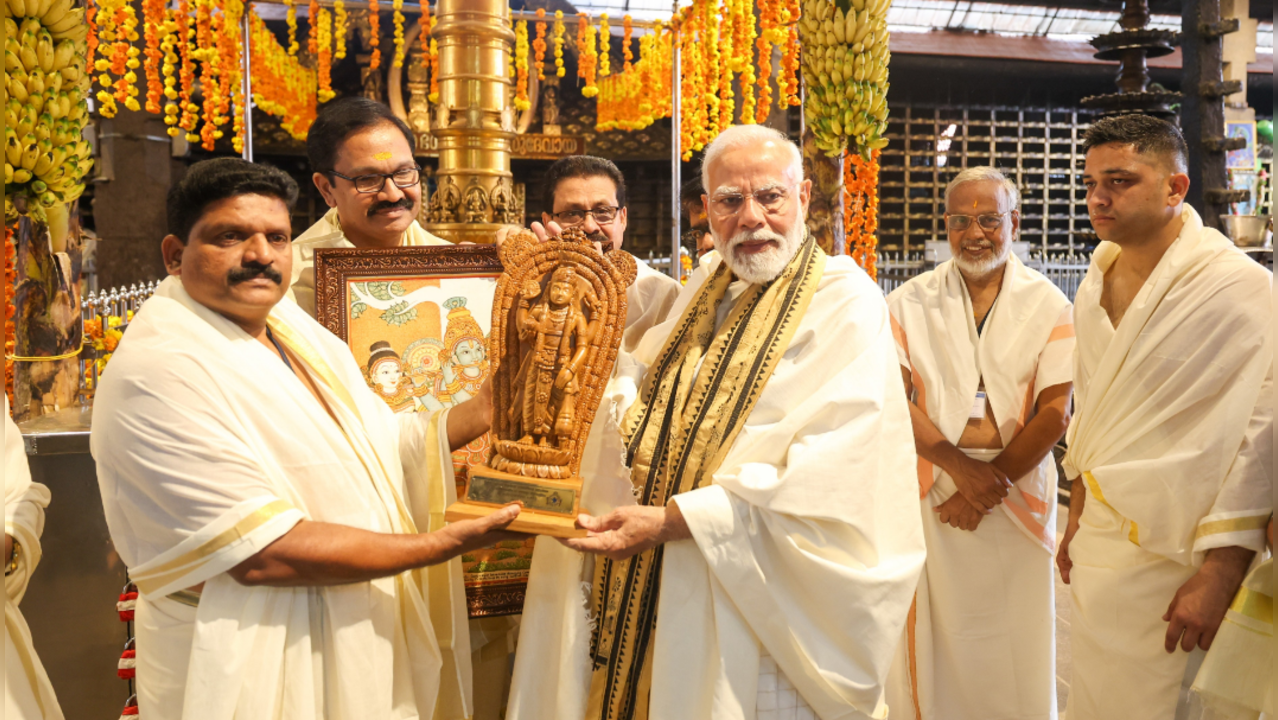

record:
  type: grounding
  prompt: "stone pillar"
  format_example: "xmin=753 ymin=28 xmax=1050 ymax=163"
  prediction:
xmin=424 ymin=0 xmax=516 ymax=244
xmin=91 ymin=110 xmax=185 ymax=288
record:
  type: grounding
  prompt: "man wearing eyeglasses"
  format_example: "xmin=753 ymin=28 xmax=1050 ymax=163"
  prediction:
xmin=507 ymin=125 xmax=924 ymax=720
xmin=287 ymin=97 xmax=446 ymax=317
xmin=526 ymin=155 xmax=681 ymax=353
xmin=884 ymin=166 xmax=1073 ymax=719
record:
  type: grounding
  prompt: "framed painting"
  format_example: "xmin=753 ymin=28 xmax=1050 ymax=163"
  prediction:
xmin=1225 ymin=120 xmax=1257 ymax=170
xmin=314 ymin=244 xmax=533 ymax=618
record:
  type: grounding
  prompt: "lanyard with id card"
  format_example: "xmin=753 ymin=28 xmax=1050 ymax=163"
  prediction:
xmin=970 ymin=390 xmax=987 ymax=419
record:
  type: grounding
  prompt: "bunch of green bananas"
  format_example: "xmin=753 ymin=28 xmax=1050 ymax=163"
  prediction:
xmin=798 ymin=0 xmax=892 ymax=158
xmin=3 ymin=0 xmax=93 ymax=216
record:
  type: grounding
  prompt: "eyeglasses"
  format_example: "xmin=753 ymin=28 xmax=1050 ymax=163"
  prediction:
xmin=709 ymin=186 xmax=796 ymax=218
xmin=329 ymin=166 xmax=421 ymax=194
xmin=551 ymin=206 xmax=621 ymax=226
xmin=946 ymin=212 xmax=1008 ymax=232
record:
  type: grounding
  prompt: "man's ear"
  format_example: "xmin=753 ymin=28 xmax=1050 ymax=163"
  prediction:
xmin=1167 ymin=172 xmax=1190 ymax=207
xmin=161 ymin=235 xmax=185 ymax=276
xmin=314 ymin=172 xmax=338 ymax=208
xmin=798 ymin=179 xmax=813 ymax=215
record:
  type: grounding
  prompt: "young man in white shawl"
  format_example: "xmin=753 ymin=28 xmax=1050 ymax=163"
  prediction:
xmin=1056 ymin=115 xmax=1272 ymax=720
xmin=884 ymin=166 xmax=1073 ymax=720
xmin=504 ymin=124 xmax=926 ymax=720
xmin=6 ymin=398 xmax=64 ymax=720
xmin=91 ymin=158 xmax=524 ymax=719
xmin=287 ymin=96 xmax=450 ymax=316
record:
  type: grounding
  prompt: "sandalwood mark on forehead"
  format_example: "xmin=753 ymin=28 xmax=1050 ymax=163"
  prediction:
xmin=374 ymin=152 xmax=392 ymax=161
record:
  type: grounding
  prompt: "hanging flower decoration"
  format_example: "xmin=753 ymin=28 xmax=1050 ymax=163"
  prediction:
xmin=779 ymin=0 xmax=800 ymax=108
xmin=93 ymin=0 xmax=140 ymax=116
xmin=428 ymin=32 xmax=439 ymax=101
xmin=161 ymin=12 xmax=182 ymax=137
xmin=580 ymin=15 xmax=598 ymax=97
xmin=755 ymin=0 xmax=780 ymax=122
xmin=677 ymin=6 xmax=698 ymax=159
xmin=215 ymin=0 xmax=246 ymax=152
xmin=532 ymin=8 xmax=547 ymax=81
xmin=733 ymin=0 xmax=756 ymax=124
xmin=596 ymin=19 xmax=672 ymax=133
xmin=249 ymin=8 xmax=317 ymax=140
xmin=513 ymin=20 xmax=530 ymax=111
xmin=81 ymin=314 xmax=127 ymax=393
xmin=195 ymin=0 xmax=221 ymax=149
xmin=284 ymin=0 xmax=298 ymax=55
xmin=176 ymin=0 xmax=199 ymax=138
xmin=308 ymin=0 xmax=319 ymax=56
xmin=317 ymin=7 xmax=335 ymax=102
xmin=87 ymin=0 xmax=99 ymax=70
xmin=551 ymin=9 xmax=565 ymax=78
xmin=334 ymin=0 xmax=347 ymax=59
xmin=844 ymin=150 xmax=881 ymax=279
xmin=597 ymin=13 xmax=609 ymax=78
xmin=704 ymin=0 xmax=722 ymax=139
xmin=391 ymin=0 xmax=405 ymax=68
xmin=368 ymin=0 xmax=380 ymax=70
xmin=4 ymin=223 xmax=15 ymax=411
xmin=141 ymin=0 xmax=168 ymax=114
xmin=621 ymin=14 xmax=633 ymax=72
xmin=575 ymin=13 xmax=587 ymax=80
xmin=417 ymin=0 xmax=430 ymax=71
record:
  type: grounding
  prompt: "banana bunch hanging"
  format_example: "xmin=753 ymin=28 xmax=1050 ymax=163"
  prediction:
xmin=798 ymin=0 xmax=892 ymax=158
xmin=3 ymin=0 xmax=94 ymax=220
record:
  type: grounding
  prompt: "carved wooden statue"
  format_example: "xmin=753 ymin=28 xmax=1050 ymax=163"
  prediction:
xmin=445 ymin=226 xmax=636 ymax=537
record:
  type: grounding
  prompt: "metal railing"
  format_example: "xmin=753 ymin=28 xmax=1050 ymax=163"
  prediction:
xmin=80 ymin=281 xmax=160 ymax=396
xmin=876 ymin=252 xmax=1093 ymax=301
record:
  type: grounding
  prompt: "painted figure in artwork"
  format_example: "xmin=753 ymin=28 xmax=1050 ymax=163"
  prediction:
xmin=511 ymin=266 xmax=597 ymax=448
xmin=439 ymin=297 xmax=490 ymax=405
xmin=366 ymin=341 xmax=427 ymax=413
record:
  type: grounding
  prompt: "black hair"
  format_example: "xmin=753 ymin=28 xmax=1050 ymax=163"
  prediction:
xmin=542 ymin=155 xmax=628 ymax=211
xmin=680 ymin=176 xmax=704 ymax=206
xmin=166 ymin=158 xmax=298 ymax=242
xmin=306 ymin=96 xmax=417 ymax=175
xmin=1082 ymin=115 xmax=1189 ymax=171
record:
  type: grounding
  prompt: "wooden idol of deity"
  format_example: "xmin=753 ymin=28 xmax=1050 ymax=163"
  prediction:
xmin=445 ymin=226 xmax=636 ymax=537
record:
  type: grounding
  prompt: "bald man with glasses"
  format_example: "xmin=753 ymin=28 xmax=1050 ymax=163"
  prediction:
xmin=886 ymin=166 xmax=1074 ymax=720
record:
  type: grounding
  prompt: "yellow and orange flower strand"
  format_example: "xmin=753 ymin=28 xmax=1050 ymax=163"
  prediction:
xmin=513 ymin=19 xmax=530 ymax=111
xmin=532 ymin=8 xmax=547 ymax=81
xmin=551 ymin=10 xmax=565 ymax=78
xmin=844 ymin=150 xmax=881 ymax=279
xmin=598 ymin=13 xmax=610 ymax=77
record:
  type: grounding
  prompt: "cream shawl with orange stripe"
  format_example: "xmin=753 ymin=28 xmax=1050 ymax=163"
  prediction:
xmin=887 ymin=253 xmax=1074 ymax=551
xmin=1063 ymin=205 xmax=1272 ymax=566
xmin=92 ymin=277 xmax=471 ymax=720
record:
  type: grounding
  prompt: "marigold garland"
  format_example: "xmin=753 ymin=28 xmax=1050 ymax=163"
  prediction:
xmin=213 ymin=1 xmax=246 ymax=152
xmin=596 ymin=20 xmax=671 ymax=133
xmin=575 ymin=14 xmax=587 ymax=80
xmin=621 ymin=15 xmax=633 ymax=72
xmin=532 ymin=9 xmax=547 ymax=81
xmin=176 ymin=0 xmax=198 ymax=137
xmin=4 ymin=224 xmax=15 ymax=412
xmin=677 ymin=6 xmax=698 ymax=159
xmin=513 ymin=20 xmax=530 ymax=111
xmin=334 ymin=0 xmax=348 ymax=59
xmin=598 ymin=14 xmax=609 ymax=78
xmin=703 ymin=0 xmax=721 ymax=139
xmin=427 ymin=33 xmax=439 ymax=102
xmin=551 ymin=10 xmax=566 ymax=78
xmin=86 ymin=0 xmax=99 ymax=72
xmin=417 ymin=0 xmax=430 ymax=70
xmin=161 ymin=13 xmax=181 ymax=137
xmin=733 ymin=0 xmax=756 ymax=124
xmin=284 ymin=0 xmax=298 ymax=55
xmin=368 ymin=0 xmax=381 ymax=70
xmin=580 ymin=16 xmax=598 ymax=97
xmin=317 ymin=7 xmax=335 ymax=102
xmin=141 ymin=0 xmax=168 ymax=114
xmin=778 ymin=0 xmax=800 ymax=107
xmin=755 ymin=0 xmax=779 ymax=122
xmin=844 ymin=150 xmax=880 ymax=279
xmin=248 ymin=8 xmax=317 ymax=140
xmin=195 ymin=0 xmax=221 ymax=149
xmin=308 ymin=0 xmax=319 ymax=56
xmin=391 ymin=0 xmax=405 ymax=68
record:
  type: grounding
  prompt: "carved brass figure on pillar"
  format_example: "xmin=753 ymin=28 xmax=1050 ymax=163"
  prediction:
xmin=445 ymin=227 xmax=636 ymax=537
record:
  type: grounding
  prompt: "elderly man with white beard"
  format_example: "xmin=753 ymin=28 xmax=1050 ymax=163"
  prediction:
xmin=884 ymin=167 xmax=1074 ymax=720
xmin=504 ymin=124 xmax=926 ymax=720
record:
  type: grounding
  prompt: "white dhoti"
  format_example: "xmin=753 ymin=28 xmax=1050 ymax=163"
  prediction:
xmin=895 ymin=450 xmax=1057 ymax=720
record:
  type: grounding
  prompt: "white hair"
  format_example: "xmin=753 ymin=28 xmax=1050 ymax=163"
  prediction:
xmin=944 ymin=166 xmax=1020 ymax=211
xmin=701 ymin=125 xmax=804 ymax=193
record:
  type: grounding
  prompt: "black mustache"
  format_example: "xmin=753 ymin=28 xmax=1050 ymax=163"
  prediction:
xmin=586 ymin=231 xmax=608 ymax=245
xmin=227 ymin=263 xmax=283 ymax=285
xmin=368 ymin=197 xmax=414 ymax=216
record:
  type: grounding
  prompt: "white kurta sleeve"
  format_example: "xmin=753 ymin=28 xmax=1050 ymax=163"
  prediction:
xmin=5 ymin=399 xmax=49 ymax=604
xmin=93 ymin=362 xmax=305 ymax=598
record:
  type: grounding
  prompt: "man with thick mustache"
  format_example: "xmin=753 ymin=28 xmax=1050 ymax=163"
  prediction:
xmin=1057 ymin=115 xmax=1271 ymax=719
xmin=506 ymin=124 xmax=925 ymax=720
xmin=884 ymin=167 xmax=1074 ymax=719
xmin=287 ymin=96 xmax=448 ymax=317
xmin=91 ymin=158 xmax=521 ymax=719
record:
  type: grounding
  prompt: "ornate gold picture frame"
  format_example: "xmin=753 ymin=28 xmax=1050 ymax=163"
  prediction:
xmin=314 ymin=244 xmax=529 ymax=618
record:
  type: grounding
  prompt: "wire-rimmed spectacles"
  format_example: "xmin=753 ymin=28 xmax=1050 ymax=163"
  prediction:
xmin=551 ymin=206 xmax=622 ymax=226
xmin=946 ymin=212 xmax=1008 ymax=232
xmin=709 ymin=185 xmax=797 ymax=218
xmin=330 ymin=166 xmax=421 ymax=194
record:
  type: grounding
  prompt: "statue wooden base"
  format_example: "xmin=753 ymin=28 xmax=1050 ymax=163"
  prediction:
xmin=445 ymin=468 xmax=588 ymax=538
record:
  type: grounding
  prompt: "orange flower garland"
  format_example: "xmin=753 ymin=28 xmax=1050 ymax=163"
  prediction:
xmin=580 ymin=16 xmax=598 ymax=97
xmin=142 ymin=0 xmax=167 ymax=113
xmin=368 ymin=0 xmax=380 ymax=70
xmin=4 ymin=223 xmax=15 ymax=412
xmin=621 ymin=15 xmax=632 ymax=72
xmin=778 ymin=0 xmax=800 ymax=108
xmin=391 ymin=0 xmax=405 ymax=68
xmin=755 ymin=0 xmax=779 ymax=122
xmin=513 ymin=20 xmax=530 ymax=111
xmin=317 ymin=7 xmax=335 ymax=102
xmin=334 ymin=0 xmax=348 ymax=60
xmin=532 ymin=8 xmax=547 ymax=80
xmin=284 ymin=0 xmax=298 ymax=55
xmin=598 ymin=14 xmax=609 ymax=78
xmin=677 ymin=7 xmax=698 ymax=159
xmin=308 ymin=0 xmax=319 ymax=57
xmin=703 ymin=0 xmax=721 ymax=139
xmin=176 ymin=0 xmax=198 ymax=137
xmin=843 ymin=150 xmax=881 ymax=279
xmin=596 ymin=20 xmax=672 ymax=133
xmin=249 ymin=8 xmax=318 ymax=140
xmin=86 ymin=0 xmax=99 ymax=72
xmin=161 ymin=12 xmax=182 ymax=137
xmin=575 ymin=14 xmax=587 ymax=80
xmin=428 ymin=28 xmax=439 ymax=102
xmin=418 ymin=0 xmax=430 ymax=71
xmin=734 ymin=0 xmax=756 ymax=124
xmin=195 ymin=0 xmax=221 ymax=150
xmin=552 ymin=10 xmax=565 ymax=78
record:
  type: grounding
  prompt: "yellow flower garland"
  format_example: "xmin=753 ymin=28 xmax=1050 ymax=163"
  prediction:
xmin=513 ymin=19 xmax=530 ymax=111
xmin=284 ymin=0 xmax=298 ymax=55
xmin=391 ymin=0 xmax=405 ymax=68
xmin=334 ymin=0 xmax=347 ymax=59
xmin=598 ymin=13 xmax=609 ymax=78
xmin=551 ymin=10 xmax=565 ymax=78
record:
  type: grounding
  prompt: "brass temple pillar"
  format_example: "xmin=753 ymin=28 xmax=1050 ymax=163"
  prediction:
xmin=424 ymin=0 xmax=518 ymax=243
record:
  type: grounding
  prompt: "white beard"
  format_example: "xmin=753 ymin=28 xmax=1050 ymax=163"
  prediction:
xmin=715 ymin=220 xmax=806 ymax=285
xmin=953 ymin=239 xmax=1012 ymax=279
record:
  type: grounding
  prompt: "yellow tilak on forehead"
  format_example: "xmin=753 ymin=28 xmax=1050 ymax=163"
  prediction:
xmin=374 ymin=152 xmax=392 ymax=161
xmin=973 ymin=199 xmax=978 ymax=208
